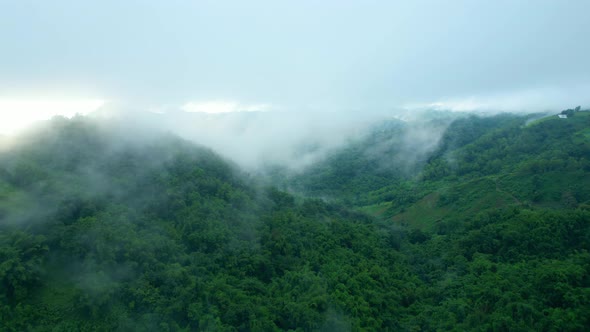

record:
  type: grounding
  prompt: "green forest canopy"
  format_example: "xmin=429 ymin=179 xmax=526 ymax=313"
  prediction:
xmin=1 ymin=111 xmax=589 ymax=331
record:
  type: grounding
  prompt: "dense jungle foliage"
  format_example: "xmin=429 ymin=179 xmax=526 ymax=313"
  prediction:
xmin=1 ymin=111 xmax=589 ymax=331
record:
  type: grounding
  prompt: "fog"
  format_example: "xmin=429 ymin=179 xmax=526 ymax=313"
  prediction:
xmin=0 ymin=96 xmax=572 ymax=181
xmin=1 ymin=1 xmax=588 ymax=169
xmin=0 ymin=0 xmax=587 ymax=217
xmin=79 ymin=102 xmax=479 ymax=176
xmin=87 ymin=105 xmax=381 ymax=171
xmin=2 ymin=2 xmax=589 ymax=330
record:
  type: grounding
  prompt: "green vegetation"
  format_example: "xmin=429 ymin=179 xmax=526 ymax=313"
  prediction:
xmin=1 ymin=111 xmax=589 ymax=331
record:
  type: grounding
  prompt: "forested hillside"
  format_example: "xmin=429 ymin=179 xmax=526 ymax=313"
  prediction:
xmin=288 ymin=111 xmax=590 ymax=215
xmin=286 ymin=109 xmax=590 ymax=330
xmin=0 ymin=117 xmax=424 ymax=331
xmin=1 ymin=112 xmax=589 ymax=331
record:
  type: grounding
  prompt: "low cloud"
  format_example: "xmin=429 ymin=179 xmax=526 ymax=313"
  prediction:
xmin=404 ymin=84 xmax=590 ymax=113
xmin=91 ymin=104 xmax=390 ymax=171
xmin=181 ymin=101 xmax=271 ymax=114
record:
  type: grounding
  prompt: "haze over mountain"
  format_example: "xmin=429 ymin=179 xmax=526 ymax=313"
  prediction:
xmin=1 ymin=107 xmax=589 ymax=331
xmin=1 ymin=1 xmax=590 ymax=331
xmin=1 ymin=1 xmax=589 ymax=171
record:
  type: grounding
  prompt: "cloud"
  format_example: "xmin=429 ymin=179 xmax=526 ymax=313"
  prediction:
xmin=403 ymin=84 xmax=590 ymax=113
xmin=181 ymin=101 xmax=271 ymax=114
xmin=89 ymin=105 xmax=388 ymax=171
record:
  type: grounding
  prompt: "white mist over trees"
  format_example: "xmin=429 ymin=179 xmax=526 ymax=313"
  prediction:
xmin=1 ymin=1 xmax=590 ymax=330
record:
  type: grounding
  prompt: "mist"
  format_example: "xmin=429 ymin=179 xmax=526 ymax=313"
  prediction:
xmin=87 ymin=105 xmax=392 ymax=171
xmin=1 ymin=0 xmax=588 ymax=166
xmin=2 ymin=1 xmax=590 ymax=330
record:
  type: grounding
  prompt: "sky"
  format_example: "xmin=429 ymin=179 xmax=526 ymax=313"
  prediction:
xmin=0 ymin=0 xmax=589 ymax=131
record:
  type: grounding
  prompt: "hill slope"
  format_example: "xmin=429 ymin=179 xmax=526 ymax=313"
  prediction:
xmin=282 ymin=110 xmax=590 ymax=330
xmin=1 ymin=113 xmax=589 ymax=331
xmin=0 ymin=117 xmax=421 ymax=331
xmin=288 ymin=111 xmax=590 ymax=224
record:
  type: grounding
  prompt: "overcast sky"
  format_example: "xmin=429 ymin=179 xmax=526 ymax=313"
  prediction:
xmin=1 ymin=0 xmax=589 ymax=113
